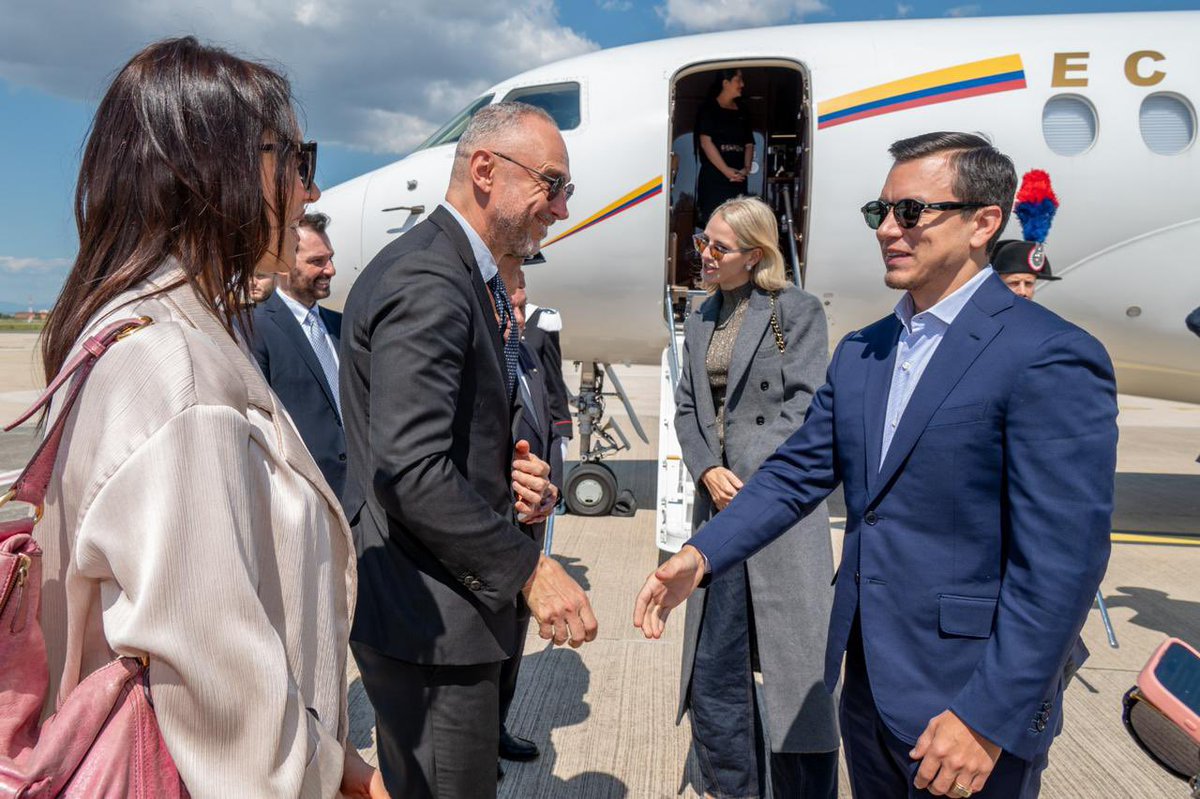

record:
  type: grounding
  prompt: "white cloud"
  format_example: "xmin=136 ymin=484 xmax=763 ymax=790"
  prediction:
xmin=0 ymin=256 xmax=71 ymax=273
xmin=598 ymin=0 xmax=633 ymax=10
xmin=660 ymin=0 xmax=828 ymax=32
xmin=896 ymin=3 xmax=914 ymax=17
xmin=0 ymin=0 xmax=597 ymax=154
xmin=945 ymin=4 xmax=982 ymax=16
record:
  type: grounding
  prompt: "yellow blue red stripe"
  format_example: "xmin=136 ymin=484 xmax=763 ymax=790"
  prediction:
xmin=543 ymin=176 xmax=663 ymax=247
xmin=818 ymin=55 xmax=1026 ymax=129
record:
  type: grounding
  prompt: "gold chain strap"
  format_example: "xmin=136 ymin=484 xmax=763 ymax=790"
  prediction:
xmin=769 ymin=292 xmax=786 ymax=354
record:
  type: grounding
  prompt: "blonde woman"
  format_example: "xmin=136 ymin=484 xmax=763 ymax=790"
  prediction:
xmin=674 ymin=197 xmax=839 ymax=797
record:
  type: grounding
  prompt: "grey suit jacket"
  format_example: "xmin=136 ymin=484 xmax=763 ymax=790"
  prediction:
xmin=340 ymin=206 xmax=540 ymax=665
xmin=674 ymin=284 xmax=840 ymax=753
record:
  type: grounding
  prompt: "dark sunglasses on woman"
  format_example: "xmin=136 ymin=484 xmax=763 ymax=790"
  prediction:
xmin=260 ymin=140 xmax=318 ymax=191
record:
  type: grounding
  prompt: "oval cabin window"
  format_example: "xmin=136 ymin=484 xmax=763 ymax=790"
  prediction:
xmin=1139 ymin=93 xmax=1195 ymax=155
xmin=1042 ymin=95 xmax=1098 ymax=156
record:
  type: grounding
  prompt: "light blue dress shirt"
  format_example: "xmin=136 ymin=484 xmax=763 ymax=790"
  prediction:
xmin=277 ymin=288 xmax=338 ymax=368
xmin=440 ymin=201 xmax=499 ymax=284
xmin=880 ymin=267 xmax=994 ymax=465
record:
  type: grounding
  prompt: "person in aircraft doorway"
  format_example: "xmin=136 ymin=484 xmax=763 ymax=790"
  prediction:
xmin=695 ymin=69 xmax=755 ymax=229
xmin=673 ymin=196 xmax=839 ymax=799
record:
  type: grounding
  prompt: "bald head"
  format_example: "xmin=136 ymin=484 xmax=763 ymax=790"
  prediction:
xmin=445 ymin=101 xmax=571 ymax=265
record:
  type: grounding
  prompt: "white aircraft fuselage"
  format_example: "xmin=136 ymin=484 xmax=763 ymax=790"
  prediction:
xmin=316 ymin=11 xmax=1200 ymax=403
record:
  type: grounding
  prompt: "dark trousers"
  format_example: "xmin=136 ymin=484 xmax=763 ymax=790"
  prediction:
xmin=499 ymin=601 xmax=532 ymax=728
xmin=351 ymin=641 xmax=501 ymax=799
xmin=840 ymin=621 xmax=1048 ymax=798
xmin=690 ymin=564 xmax=839 ymax=799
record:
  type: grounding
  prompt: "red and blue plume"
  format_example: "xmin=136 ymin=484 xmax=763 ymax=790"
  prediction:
xmin=1013 ymin=169 xmax=1058 ymax=244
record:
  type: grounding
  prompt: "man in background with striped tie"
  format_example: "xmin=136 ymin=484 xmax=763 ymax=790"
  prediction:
xmin=249 ymin=211 xmax=348 ymax=497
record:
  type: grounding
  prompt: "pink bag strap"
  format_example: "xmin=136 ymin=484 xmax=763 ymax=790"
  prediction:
xmin=1 ymin=317 xmax=153 ymax=515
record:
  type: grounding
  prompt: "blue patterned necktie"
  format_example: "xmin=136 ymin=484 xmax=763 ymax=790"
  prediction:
xmin=487 ymin=273 xmax=519 ymax=398
xmin=303 ymin=307 xmax=342 ymax=418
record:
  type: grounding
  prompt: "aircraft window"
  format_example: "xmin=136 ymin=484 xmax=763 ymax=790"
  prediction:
xmin=1139 ymin=93 xmax=1195 ymax=155
xmin=1042 ymin=95 xmax=1097 ymax=156
xmin=502 ymin=82 xmax=581 ymax=131
xmin=414 ymin=94 xmax=495 ymax=152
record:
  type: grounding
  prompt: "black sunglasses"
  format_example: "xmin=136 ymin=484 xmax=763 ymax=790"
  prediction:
xmin=492 ymin=151 xmax=574 ymax=202
xmin=260 ymin=140 xmax=318 ymax=191
xmin=860 ymin=198 xmax=986 ymax=230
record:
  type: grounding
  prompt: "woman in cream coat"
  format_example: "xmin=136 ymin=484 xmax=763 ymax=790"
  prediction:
xmin=34 ymin=38 xmax=381 ymax=798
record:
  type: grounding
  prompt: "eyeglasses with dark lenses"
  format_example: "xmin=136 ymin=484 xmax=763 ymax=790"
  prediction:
xmin=860 ymin=199 xmax=986 ymax=230
xmin=492 ymin=151 xmax=575 ymax=202
xmin=260 ymin=140 xmax=318 ymax=191
xmin=693 ymin=233 xmax=752 ymax=263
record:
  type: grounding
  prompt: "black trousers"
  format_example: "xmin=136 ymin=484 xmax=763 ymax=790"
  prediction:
xmin=840 ymin=621 xmax=1048 ymax=798
xmin=499 ymin=601 xmax=532 ymax=727
xmin=351 ymin=642 xmax=501 ymax=799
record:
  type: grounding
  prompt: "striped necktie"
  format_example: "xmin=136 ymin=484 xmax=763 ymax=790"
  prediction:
xmin=303 ymin=307 xmax=342 ymax=418
xmin=487 ymin=273 xmax=519 ymax=398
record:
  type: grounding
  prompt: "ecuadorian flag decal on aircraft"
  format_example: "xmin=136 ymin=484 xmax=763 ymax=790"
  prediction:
xmin=543 ymin=176 xmax=663 ymax=247
xmin=818 ymin=54 xmax=1027 ymax=129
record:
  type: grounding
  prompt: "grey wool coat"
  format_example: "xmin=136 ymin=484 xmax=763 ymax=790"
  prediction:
xmin=675 ymin=284 xmax=840 ymax=754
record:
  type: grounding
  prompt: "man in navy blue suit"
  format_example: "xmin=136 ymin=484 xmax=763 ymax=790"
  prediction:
xmin=249 ymin=211 xmax=347 ymax=497
xmin=635 ymin=132 xmax=1118 ymax=798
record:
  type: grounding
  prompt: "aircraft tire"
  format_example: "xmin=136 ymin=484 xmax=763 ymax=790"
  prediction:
xmin=565 ymin=462 xmax=618 ymax=517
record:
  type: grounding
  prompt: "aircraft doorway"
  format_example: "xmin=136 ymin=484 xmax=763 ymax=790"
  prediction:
xmin=666 ymin=61 xmax=812 ymax=317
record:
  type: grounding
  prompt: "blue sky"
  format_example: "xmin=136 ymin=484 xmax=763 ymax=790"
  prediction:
xmin=1 ymin=0 xmax=1196 ymax=309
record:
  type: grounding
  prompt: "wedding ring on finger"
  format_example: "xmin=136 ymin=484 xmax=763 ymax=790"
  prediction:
xmin=951 ymin=783 xmax=973 ymax=798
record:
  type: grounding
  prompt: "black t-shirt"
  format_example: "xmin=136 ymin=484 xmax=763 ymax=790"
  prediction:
xmin=695 ymin=102 xmax=753 ymax=219
xmin=696 ymin=103 xmax=752 ymax=172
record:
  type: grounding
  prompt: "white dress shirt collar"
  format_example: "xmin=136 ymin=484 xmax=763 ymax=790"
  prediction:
xmin=440 ymin=201 xmax=499 ymax=283
xmin=893 ymin=266 xmax=995 ymax=334
xmin=277 ymin=288 xmax=318 ymax=328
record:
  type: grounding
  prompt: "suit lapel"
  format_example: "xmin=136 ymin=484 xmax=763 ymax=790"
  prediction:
xmin=514 ymin=347 xmax=547 ymax=452
xmin=429 ymin=206 xmax=507 ymax=384
xmin=869 ymin=279 xmax=1010 ymax=502
xmin=267 ymin=293 xmax=339 ymax=414
xmin=863 ymin=317 xmax=902 ymax=496
xmin=725 ymin=289 xmax=771 ymax=398
xmin=689 ymin=297 xmax=720 ymax=453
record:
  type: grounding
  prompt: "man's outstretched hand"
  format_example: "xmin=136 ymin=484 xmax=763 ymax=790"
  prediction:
xmin=632 ymin=544 xmax=707 ymax=639
xmin=522 ymin=554 xmax=598 ymax=647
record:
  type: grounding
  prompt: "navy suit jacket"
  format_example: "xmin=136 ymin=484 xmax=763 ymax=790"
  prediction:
xmin=690 ymin=273 xmax=1118 ymax=761
xmin=514 ymin=342 xmax=565 ymax=550
xmin=249 ymin=291 xmax=347 ymax=497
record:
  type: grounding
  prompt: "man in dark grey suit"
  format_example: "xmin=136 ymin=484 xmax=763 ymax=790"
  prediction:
xmin=249 ymin=212 xmax=346 ymax=496
xmin=498 ymin=268 xmax=566 ymax=770
xmin=340 ymin=102 xmax=598 ymax=799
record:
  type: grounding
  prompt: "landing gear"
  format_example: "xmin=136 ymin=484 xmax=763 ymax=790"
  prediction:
xmin=565 ymin=462 xmax=618 ymax=516
xmin=564 ymin=362 xmax=648 ymax=517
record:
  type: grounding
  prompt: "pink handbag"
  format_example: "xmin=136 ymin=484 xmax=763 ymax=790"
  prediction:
xmin=0 ymin=317 xmax=188 ymax=798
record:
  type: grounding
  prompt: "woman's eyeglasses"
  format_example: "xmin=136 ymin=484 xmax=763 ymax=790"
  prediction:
xmin=860 ymin=198 xmax=986 ymax=230
xmin=492 ymin=151 xmax=575 ymax=202
xmin=693 ymin=233 xmax=751 ymax=263
xmin=260 ymin=140 xmax=318 ymax=191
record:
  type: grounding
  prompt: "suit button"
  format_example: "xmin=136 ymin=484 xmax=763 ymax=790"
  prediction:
xmin=755 ymin=416 xmax=765 ymax=425
xmin=338 ymin=453 xmax=347 ymax=461
xmin=469 ymin=579 xmax=483 ymax=591
xmin=1035 ymin=718 xmax=1046 ymax=732
xmin=854 ymin=571 xmax=860 ymax=584
xmin=760 ymin=381 xmax=769 ymax=391
xmin=864 ymin=511 xmax=878 ymax=525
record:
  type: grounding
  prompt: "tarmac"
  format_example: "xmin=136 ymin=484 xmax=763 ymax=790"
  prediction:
xmin=3 ymin=330 xmax=1199 ymax=797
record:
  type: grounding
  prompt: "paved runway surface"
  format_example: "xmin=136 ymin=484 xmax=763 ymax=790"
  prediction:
xmin=3 ymin=332 xmax=1199 ymax=797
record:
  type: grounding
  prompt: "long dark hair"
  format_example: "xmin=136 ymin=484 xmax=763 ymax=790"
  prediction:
xmin=41 ymin=36 xmax=299 ymax=380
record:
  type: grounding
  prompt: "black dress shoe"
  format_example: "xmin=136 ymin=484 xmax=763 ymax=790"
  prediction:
xmin=497 ymin=761 xmax=505 ymax=781
xmin=499 ymin=727 xmax=540 ymax=761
